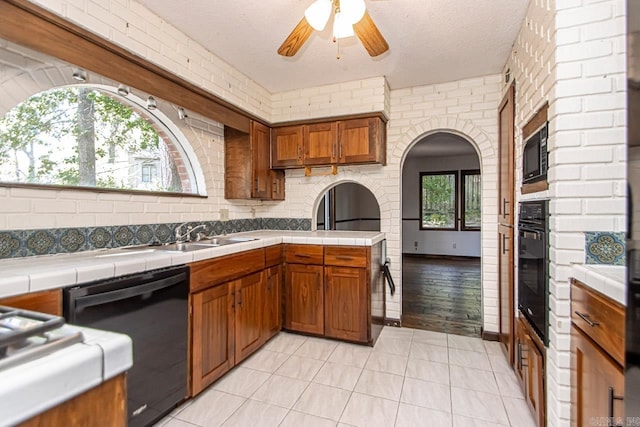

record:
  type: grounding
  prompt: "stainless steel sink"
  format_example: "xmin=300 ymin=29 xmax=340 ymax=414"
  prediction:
xmin=149 ymin=236 xmax=258 ymax=252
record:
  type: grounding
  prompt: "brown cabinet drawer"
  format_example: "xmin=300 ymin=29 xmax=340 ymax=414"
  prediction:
xmin=190 ymin=248 xmax=265 ymax=293
xmin=0 ymin=289 xmax=62 ymax=316
xmin=265 ymin=244 xmax=283 ymax=267
xmin=571 ymin=279 xmax=625 ymax=365
xmin=284 ymin=244 xmax=324 ymax=265
xmin=324 ymin=246 xmax=368 ymax=268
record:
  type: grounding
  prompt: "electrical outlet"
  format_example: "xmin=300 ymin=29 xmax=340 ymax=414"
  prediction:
xmin=453 ymin=243 xmax=457 ymax=249
xmin=219 ymin=208 xmax=229 ymax=221
xmin=414 ymin=241 xmax=418 ymax=251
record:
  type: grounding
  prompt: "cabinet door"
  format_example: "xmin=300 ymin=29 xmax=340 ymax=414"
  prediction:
xmin=514 ymin=317 xmax=527 ymax=388
xmin=571 ymin=326 xmax=625 ymax=427
xmin=337 ymin=117 xmax=384 ymax=164
xmin=234 ymin=272 xmax=264 ymax=363
xmin=499 ymin=223 xmax=514 ymax=365
xmin=498 ymin=83 xmax=515 ymax=224
xmin=272 ymin=125 xmax=303 ymax=168
xmin=284 ymin=264 xmax=324 ymax=335
xmin=304 ymin=122 xmax=337 ymax=165
xmin=324 ymin=266 xmax=368 ymax=342
xmin=270 ymin=169 xmax=285 ymax=200
xmin=263 ymin=265 xmax=282 ymax=342
xmin=191 ymin=283 xmax=234 ymax=395
xmin=251 ymin=121 xmax=271 ymax=199
xmin=526 ymin=334 xmax=545 ymax=427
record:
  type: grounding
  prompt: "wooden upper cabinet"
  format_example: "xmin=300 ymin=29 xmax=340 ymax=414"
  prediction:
xmin=305 ymin=122 xmax=338 ymax=165
xmin=251 ymin=121 xmax=271 ymax=199
xmin=272 ymin=125 xmax=303 ymax=168
xmin=225 ymin=121 xmax=284 ymax=201
xmin=271 ymin=115 xmax=386 ymax=169
xmin=337 ymin=117 xmax=385 ymax=165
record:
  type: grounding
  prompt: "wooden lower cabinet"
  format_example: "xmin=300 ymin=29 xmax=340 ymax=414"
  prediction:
xmin=570 ymin=279 xmax=625 ymax=427
xmin=514 ymin=316 xmax=545 ymax=427
xmin=324 ymin=266 xmax=367 ymax=342
xmin=0 ymin=289 xmax=62 ymax=316
xmin=234 ymin=272 xmax=264 ymax=363
xmin=20 ymin=374 xmax=126 ymax=427
xmin=284 ymin=263 xmax=324 ymax=335
xmin=571 ymin=327 xmax=625 ymax=427
xmin=191 ymin=283 xmax=235 ymax=395
xmin=263 ymin=264 xmax=282 ymax=342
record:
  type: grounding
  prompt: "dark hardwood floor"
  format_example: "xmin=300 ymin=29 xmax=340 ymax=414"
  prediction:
xmin=402 ymin=254 xmax=481 ymax=337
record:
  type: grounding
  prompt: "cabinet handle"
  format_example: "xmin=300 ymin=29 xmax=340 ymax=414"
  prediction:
xmin=517 ymin=342 xmax=522 ymax=371
xmin=297 ymin=145 xmax=301 ymax=160
xmin=608 ymin=387 xmax=624 ymax=426
xmin=502 ymin=234 xmax=509 ymax=255
xmin=295 ymin=254 xmax=311 ymax=259
xmin=237 ymin=289 xmax=243 ymax=306
xmin=336 ymin=256 xmax=353 ymax=261
xmin=503 ymin=198 xmax=510 ymax=217
xmin=574 ymin=311 xmax=599 ymax=327
xmin=338 ymin=143 xmax=342 ymax=159
xmin=332 ymin=144 xmax=336 ymax=160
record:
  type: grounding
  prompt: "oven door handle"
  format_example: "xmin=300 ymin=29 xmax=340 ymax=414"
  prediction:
xmin=74 ymin=273 xmax=187 ymax=310
xmin=519 ymin=229 xmax=542 ymax=240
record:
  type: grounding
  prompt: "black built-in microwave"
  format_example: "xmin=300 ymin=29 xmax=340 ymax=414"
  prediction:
xmin=522 ymin=122 xmax=548 ymax=184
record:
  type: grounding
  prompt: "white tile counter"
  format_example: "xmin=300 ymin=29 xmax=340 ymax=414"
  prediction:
xmin=0 ymin=230 xmax=385 ymax=298
xmin=571 ymin=264 xmax=626 ymax=306
xmin=0 ymin=326 xmax=132 ymax=427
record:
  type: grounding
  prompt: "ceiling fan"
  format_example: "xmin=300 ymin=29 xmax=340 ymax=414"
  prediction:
xmin=277 ymin=0 xmax=389 ymax=58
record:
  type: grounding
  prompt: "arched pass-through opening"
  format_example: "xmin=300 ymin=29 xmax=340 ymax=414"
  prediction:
xmin=316 ymin=182 xmax=381 ymax=231
xmin=401 ymin=131 xmax=482 ymax=337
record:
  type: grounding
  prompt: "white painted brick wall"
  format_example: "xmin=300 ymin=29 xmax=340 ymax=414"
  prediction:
xmin=262 ymin=74 xmax=501 ymax=329
xmin=503 ymin=0 xmax=626 ymax=425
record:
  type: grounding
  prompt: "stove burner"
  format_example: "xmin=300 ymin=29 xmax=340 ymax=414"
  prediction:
xmin=0 ymin=305 xmax=84 ymax=371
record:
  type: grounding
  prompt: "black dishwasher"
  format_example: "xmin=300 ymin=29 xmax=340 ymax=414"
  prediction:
xmin=63 ymin=265 xmax=189 ymax=427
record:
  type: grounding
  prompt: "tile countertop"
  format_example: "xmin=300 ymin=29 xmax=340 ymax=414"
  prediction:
xmin=0 ymin=326 xmax=132 ymax=427
xmin=571 ymin=264 xmax=626 ymax=306
xmin=0 ymin=230 xmax=386 ymax=299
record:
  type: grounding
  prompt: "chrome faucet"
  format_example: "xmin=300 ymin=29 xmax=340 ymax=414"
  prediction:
xmin=174 ymin=223 xmax=207 ymax=243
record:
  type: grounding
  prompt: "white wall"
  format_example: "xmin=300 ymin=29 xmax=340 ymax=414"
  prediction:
xmin=402 ymin=153 xmax=481 ymax=257
xmin=503 ymin=0 xmax=627 ymax=425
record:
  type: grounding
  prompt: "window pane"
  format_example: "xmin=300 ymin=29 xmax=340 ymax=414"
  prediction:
xmin=421 ymin=172 xmax=456 ymax=229
xmin=0 ymin=86 xmax=193 ymax=194
xmin=463 ymin=172 xmax=481 ymax=229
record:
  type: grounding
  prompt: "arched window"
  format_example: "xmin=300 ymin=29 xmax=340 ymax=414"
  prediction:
xmin=0 ymin=85 xmax=204 ymax=195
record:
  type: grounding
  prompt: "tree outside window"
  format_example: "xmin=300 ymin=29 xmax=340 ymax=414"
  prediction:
xmin=419 ymin=170 xmax=481 ymax=231
xmin=420 ymin=171 xmax=457 ymax=230
xmin=0 ymin=86 xmax=191 ymax=194
xmin=462 ymin=169 xmax=481 ymax=230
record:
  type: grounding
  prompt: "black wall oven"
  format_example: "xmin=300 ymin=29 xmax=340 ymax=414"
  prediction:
xmin=518 ymin=200 xmax=549 ymax=345
xmin=64 ymin=265 xmax=189 ymax=427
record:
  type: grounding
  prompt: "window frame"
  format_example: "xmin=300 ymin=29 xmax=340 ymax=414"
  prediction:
xmin=419 ymin=170 xmax=459 ymax=231
xmin=461 ymin=169 xmax=482 ymax=231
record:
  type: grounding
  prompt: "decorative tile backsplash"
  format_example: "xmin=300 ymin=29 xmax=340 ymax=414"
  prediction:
xmin=585 ymin=231 xmax=626 ymax=266
xmin=0 ymin=218 xmax=311 ymax=259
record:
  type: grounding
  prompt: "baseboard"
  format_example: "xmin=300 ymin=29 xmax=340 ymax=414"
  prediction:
xmin=384 ymin=318 xmax=401 ymax=327
xmin=482 ymin=330 xmax=500 ymax=341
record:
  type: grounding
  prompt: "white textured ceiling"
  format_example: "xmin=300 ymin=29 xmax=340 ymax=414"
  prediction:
xmin=135 ymin=0 xmax=528 ymax=93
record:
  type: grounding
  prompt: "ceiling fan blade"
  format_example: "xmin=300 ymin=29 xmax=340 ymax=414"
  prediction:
xmin=353 ymin=11 xmax=389 ymax=57
xmin=278 ymin=17 xmax=314 ymax=57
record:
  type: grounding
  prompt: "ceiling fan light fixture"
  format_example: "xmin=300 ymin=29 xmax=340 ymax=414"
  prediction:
xmin=304 ymin=0 xmax=332 ymax=31
xmin=340 ymin=0 xmax=366 ymax=24
xmin=333 ymin=11 xmax=355 ymax=39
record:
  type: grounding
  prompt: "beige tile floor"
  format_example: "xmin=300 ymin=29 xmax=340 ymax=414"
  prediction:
xmin=155 ymin=327 xmax=536 ymax=427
